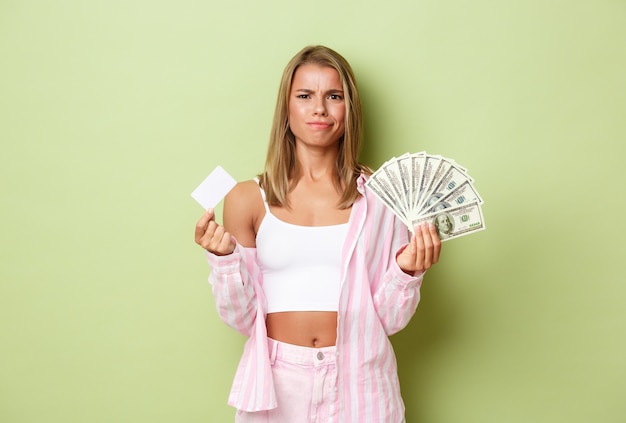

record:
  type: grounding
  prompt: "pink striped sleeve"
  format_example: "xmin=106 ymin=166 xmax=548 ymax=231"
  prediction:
xmin=206 ymin=246 xmax=260 ymax=337
xmin=364 ymin=185 xmax=425 ymax=336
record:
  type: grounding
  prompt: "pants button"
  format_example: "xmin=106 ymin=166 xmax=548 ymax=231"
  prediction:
xmin=317 ymin=351 xmax=324 ymax=360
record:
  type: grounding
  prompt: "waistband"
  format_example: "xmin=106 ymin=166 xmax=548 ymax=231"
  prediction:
xmin=268 ymin=338 xmax=337 ymax=366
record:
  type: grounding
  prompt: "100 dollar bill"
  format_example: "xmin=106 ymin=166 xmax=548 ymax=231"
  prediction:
xmin=410 ymin=201 xmax=486 ymax=241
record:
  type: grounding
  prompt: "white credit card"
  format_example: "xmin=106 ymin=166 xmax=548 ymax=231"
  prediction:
xmin=191 ymin=166 xmax=237 ymax=209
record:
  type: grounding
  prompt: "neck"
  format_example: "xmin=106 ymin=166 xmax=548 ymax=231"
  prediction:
xmin=293 ymin=145 xmax=340 ymax=183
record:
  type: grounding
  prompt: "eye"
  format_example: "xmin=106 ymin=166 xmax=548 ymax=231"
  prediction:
xmin=296 ymin=94 xmax=310 ymax=99
xmin=328 ymin=94 xmax=343 ymax=100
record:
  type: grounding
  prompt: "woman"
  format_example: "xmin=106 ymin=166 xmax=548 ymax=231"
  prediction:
xmin=194 ymin=45 xmax=441 ymax=423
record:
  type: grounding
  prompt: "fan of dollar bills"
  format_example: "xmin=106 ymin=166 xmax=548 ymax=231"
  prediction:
xmin=365 ymin=152 xmax=486 ymax=241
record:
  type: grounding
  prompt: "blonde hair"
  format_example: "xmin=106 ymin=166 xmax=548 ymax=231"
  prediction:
xmin=258 ymin=45 xmax=370 ymax=209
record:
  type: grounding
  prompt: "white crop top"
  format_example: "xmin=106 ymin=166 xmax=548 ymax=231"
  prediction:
xmin=255 ymin=182 xmax=349 ymax=313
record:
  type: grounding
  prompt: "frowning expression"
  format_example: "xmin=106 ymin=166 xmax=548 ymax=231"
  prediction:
xmin=288 ymin=64 xmax=346 ymax=149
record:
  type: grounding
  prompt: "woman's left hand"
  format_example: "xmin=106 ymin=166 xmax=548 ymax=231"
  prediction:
xmin=396 ymin=222 xmax=442 ymax=275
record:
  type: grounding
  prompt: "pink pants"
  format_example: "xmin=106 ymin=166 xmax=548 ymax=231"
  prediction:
xmin=235 ymin=338 xmax=339 ymax=423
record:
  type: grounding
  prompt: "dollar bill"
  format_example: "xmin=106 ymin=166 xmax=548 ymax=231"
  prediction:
xmin=409 ymin=152 xmax=426 ymax=210
xmin=420 ymin=179 xmax=483 ymax=214
xmin=380 ymin=156 xmax=411 ymax=217
xmin=395 ymin=153 xmax=413 ymax=213
xmin=366 ymin=151 xmax=486 ymax=242
xmin=410 ymin=201 xmax=486 ymax=241
xmin=413 ymin=154 xmax=439 ymax=210
xmin=418 ymin=165 xmax=477 ymax=214
xmin=365 ymin=172 xmax=411 ymax=227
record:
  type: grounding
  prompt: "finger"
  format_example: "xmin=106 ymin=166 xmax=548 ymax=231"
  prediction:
xmin=413 ymin=224 xmax=426 ymax=271
xmin=196 ymin=220 xmax=216 ymax=250
xmin=217 ymin=232 xmax=235 ymax=255
xmin=194 ymin=208 xmax=215 ymax=243
xmin=212 ymin=224 xmax=227 ymax=250
xmin=203 ymin=220 xmax=223 ymax=251
xmin=428 ymin=223 xmax=442 ymax=264
xmin=420 ymin=222 xmax=434 ymax=268
xmin=210 ymin=226 xmax=235 ymax=255
xmin=405 ymin=230 xmax=417 ymax=258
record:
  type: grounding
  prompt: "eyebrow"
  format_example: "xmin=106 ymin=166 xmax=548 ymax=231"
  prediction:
xmin=293 ymin=88 xmax=344 ymax=95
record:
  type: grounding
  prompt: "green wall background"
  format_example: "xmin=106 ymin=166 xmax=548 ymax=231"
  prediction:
xmin=2 ymin=0 xmax=625 ymax=422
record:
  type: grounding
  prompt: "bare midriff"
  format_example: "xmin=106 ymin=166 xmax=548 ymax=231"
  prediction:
xmin=266 ymin=311 xmax=338 ymax=348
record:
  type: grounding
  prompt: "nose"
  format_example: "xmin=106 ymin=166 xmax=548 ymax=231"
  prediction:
xmin=313 ymin=98 xmax=327 ymax=116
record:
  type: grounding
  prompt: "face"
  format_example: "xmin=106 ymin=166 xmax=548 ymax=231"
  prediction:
xmin=288 ymin=64 xmax=346 ymax=149
xmin=436 ymin=214 xmax=452 ymax=233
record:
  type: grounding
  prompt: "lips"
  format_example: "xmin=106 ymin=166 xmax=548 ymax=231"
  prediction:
xmin=307 ymin=122 xmax=332 ymax=129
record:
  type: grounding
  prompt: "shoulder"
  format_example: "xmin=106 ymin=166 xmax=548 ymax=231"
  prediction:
xmin=225 ymin=179 xmax=263 ymax=211
xmin=229 ymin=179 xmax=261 ymax=197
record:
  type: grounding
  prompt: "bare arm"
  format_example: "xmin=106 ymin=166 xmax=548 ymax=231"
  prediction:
xmin=223 ymin=180 xmax=261 ymax=248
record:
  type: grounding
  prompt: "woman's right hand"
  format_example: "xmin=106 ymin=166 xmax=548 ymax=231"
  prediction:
xmin=194 ymin=208 xmax=236 ymax=255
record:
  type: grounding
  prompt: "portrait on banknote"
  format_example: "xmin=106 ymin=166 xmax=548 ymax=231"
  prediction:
xmin=434 ymin=212 xmax=454 ymax=240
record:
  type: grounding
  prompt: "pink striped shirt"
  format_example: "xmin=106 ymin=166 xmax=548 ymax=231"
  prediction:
xmin=205 ymin=174 xmax=424 ymax=422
